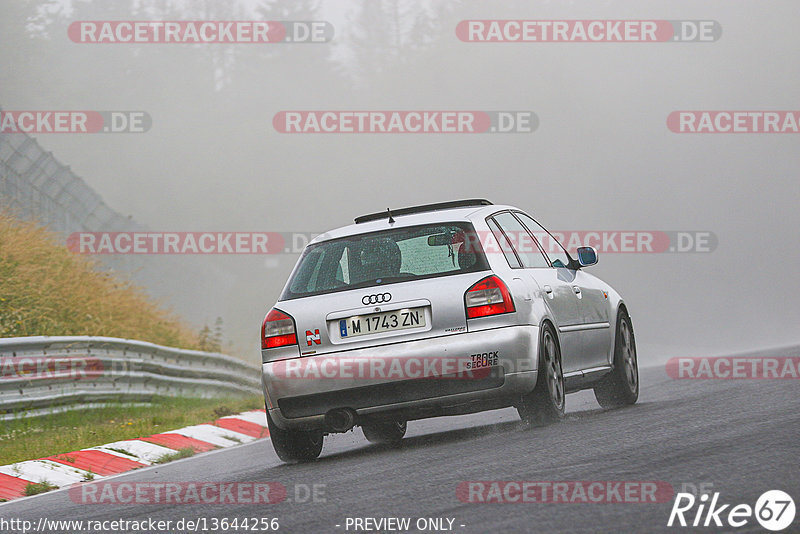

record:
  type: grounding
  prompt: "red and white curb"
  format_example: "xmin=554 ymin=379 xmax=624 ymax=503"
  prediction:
xmin=0 ymin=409 xmax=269 ymax=502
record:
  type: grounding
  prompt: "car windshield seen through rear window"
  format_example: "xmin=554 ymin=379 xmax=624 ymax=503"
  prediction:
xmin=281 ymin=222 xmax=489 ymax=300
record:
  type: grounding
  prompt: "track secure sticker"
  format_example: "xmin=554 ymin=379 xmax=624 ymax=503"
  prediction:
xmin=467 ymin=351 xmax=499 ymax=369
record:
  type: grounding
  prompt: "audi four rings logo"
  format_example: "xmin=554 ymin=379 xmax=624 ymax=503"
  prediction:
xmin=362 ymin=293 xmax=392 ymax=305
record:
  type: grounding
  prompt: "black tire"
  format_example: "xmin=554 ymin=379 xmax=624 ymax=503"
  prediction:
xmin=266 ymin=409 xmax=323 ymax=463
xmin=361 ymin=421 xmax=407 ymax=444
xmin=594 ymin=309 xmax=639 ymax=409
xmin=517 ymin=323 xmax=565 ymax=426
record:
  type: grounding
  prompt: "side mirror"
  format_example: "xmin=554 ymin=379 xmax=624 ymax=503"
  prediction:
xmin=576 ymin=246 xmax=598 ymax=267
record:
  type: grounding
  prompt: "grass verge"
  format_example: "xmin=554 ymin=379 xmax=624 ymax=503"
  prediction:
xmin=0 ymin=396 xmax=263 ymax=465
xmin=154 ymin=447 xmax=196 ymax=464
xmin=24 ymin=480 xmax=57 ymax=496
xmin=0 ymin=211 xmax=201 ymax=348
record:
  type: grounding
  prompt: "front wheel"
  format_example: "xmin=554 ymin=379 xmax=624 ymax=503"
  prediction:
xmin=266 ymin=409 xmax=323 ymax=463
xmin=517 ymin=323 xmax=565 ymax=426
xmin=361 ymin=421 xmax=407 ymax=444
xmin=594 ymin=309 xmax=639 ymax=409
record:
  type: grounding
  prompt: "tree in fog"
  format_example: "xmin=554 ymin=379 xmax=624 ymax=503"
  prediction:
xmin=334 ymin=0 xmax=461 ymax=85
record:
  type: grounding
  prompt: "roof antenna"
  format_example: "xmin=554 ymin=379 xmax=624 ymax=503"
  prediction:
xmin=386 ymin=208 xmax=395 ymax=224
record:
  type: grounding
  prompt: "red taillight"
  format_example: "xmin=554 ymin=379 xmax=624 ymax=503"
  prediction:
xmin=261 ymin=308 xmax=297 ymax=349
xmin=465 ymin=275 xmax=515 ymax=319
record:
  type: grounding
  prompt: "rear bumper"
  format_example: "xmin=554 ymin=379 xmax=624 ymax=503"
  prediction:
xmin=262 ymin=325 xmax=540 ymax=431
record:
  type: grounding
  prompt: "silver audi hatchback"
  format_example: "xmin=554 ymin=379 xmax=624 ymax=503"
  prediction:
xmin=260 ymin=200 xmax=638 ymax=462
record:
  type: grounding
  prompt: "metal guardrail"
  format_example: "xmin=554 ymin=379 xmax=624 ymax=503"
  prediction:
xmin=0 ymin=336 xmax=262 ymax=420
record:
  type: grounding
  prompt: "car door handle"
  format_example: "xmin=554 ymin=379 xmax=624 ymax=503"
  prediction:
xmin=543 ymin=285 xmax=554 ymax=299
xmin=573 ymin=286 xmax=582 ymax=294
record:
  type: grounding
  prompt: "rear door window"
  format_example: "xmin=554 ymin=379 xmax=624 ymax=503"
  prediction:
xmin=514 ymin=212 xmax=572 ymax=268
xmin=486 ymin=217 xmax=522 ymax=268
xmin=492 ymin=212 xmax=550 ymax=268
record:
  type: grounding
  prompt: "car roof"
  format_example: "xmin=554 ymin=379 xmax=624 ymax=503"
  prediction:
xmin=308 ymin=203 xmax=519 ymax=245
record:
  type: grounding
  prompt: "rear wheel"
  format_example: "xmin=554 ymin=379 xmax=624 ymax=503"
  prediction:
xmin=266 ymin=409 xmax=323 ymax=462
xmin=517 ymin=323 xmax=565 ymax=426
xmin=594 ymin=309 xmax=639 ymax=409
xmin=361 ymin=421 xmax=407 ymax=444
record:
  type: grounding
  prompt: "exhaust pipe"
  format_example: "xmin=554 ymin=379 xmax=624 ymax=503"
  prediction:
xmin=325 ymin=408 xmax=356 ymax=432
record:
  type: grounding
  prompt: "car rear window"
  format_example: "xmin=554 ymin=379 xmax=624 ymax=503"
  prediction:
xmin=280 ymin=222 xmax=489 ymax=300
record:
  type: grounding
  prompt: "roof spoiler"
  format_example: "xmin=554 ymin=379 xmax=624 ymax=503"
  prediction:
xmin=354 ymin=199 xmax=493 ymax=224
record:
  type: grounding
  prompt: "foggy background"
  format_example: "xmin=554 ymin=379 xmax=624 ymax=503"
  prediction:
xmin=1 ymin=0 xmax=798 ymax=363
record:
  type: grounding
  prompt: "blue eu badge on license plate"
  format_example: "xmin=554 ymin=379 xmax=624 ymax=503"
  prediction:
xmin=339 ymin=319 xmax=348 ymax=337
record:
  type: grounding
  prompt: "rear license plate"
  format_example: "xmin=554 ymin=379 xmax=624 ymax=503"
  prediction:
xmin=339 ymin=308 xmax=425 ymax=338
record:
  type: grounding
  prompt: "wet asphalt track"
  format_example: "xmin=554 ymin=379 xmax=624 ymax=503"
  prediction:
xmin=2 ymin=353 xmax=798 ymax=534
